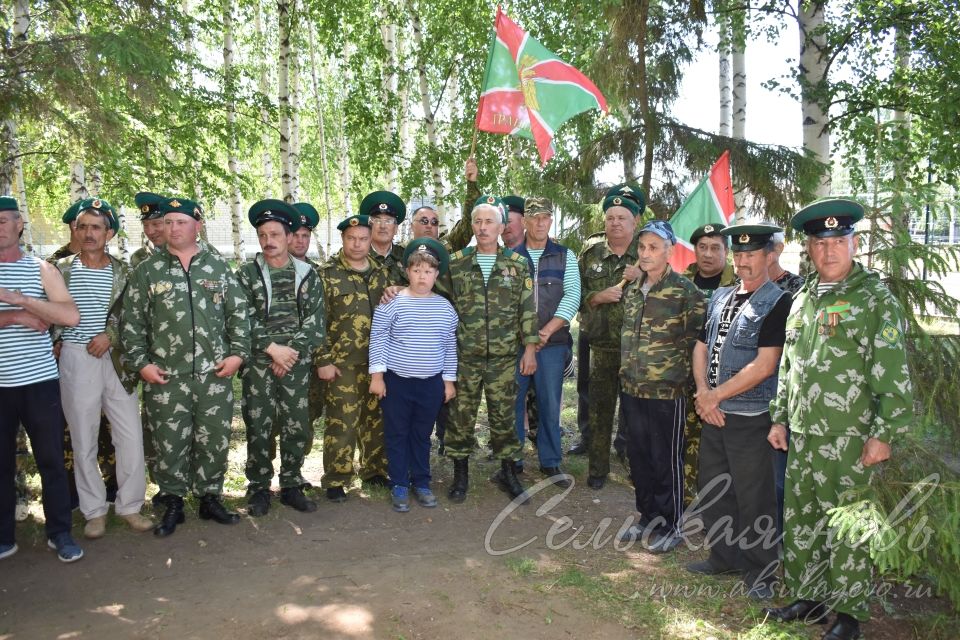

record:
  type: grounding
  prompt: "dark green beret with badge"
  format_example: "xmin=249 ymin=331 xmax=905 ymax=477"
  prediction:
xmin=247 ymin=198 xmax=300 ymax=231
xmin=403 ymin=237 xmax=450 ymax=275
xmin=359 ymin=190 xmax=406 ymax=224
xmin=292 ymin=202 xmax=320 ymax=230
xmin=603 ymin=182 xmax=646 ymax=215
xmin=472 ymin=194 xmax=508 ymax=223
xmin=524 ymin=197 xmax=553 ymax=217
xmin=690 ymin=222 xmax=727 ymax=246
xmin=337 ymin=214 xmax=371 ymax=231
xmin=160 ymin=197 xmax=203 ymax=220
xmin=135 ymin=191 xmax=166 ymax=221
xmin=502 ymin=195 xmax=525 ymax=216
xmin=0 ymin=196 xmax=19 ymax=212
xmin=790 ymin=198 xmax=864 ymax=237
xmin=721 ymin=222 xmax=781 ymax=252
xmin=78 ymin=197 xmax=120 ymax=233
xmin=61 ymin=199 xmax=84 ymax=224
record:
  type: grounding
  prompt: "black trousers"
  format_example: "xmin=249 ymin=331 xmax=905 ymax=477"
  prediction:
xmin=620 ymin=393 xmax=686 ymax=534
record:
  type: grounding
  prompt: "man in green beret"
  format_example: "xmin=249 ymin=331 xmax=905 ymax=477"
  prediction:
xmin=289 ymin=202 xmax=326 ymax=266
xmin=129 ymin=192 xmax=167 ymax=270
xmin=763 ymin=199 xmax=913 ymax=640
xmin=683 ymin=223 xmax=737 ymax=300
xmin=315 ymin=215 xmax=391 ymax=502
xmin=578 ymin=184 xmax=645 ymax=489
xmin=46 ymin=199 xmax=85 ymax=262
xmin=236 ymin=200 xmax=325 ymax=516
xmin=439 ymin=195 xmax=538 ymax=503
xmin=445 ymin=158 xmax=525 ymax=253
xmin=361 ymin=191 xmax=407 ymax=285
xmin=121 ymin=197 xmax=251 ymax=537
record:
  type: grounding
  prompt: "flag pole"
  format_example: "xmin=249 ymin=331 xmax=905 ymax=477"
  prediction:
xmin=469 ymin=126 xmax=478 ymax=159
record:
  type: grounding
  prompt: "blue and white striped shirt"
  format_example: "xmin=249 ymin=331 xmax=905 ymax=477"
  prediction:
xmin=369 ymin=293 xmax=458 ymax=380
xmin=0 ymin=255 xmax=59 ymax=386
xmin=62 ymin=257 xmax=113 ymax=345
xmin=525 ymin=247 xmax=582 ymax=322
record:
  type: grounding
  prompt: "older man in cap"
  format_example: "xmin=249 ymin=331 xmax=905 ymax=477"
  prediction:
xmin=361 ymin=191 xmax=407 ymax=285
xmin=617 ymin=220 xmax=706 ymax=552
xmin=130 ymin=192 xmax=167 ymax=270
xmin=315 ymin=214 xmax=392 ymax=502
xmin=121 ymin=197 xmax=251 ymax=537
xmin=763 ymin=199 xmax=912 ymax=640
xmin=577 ymin=184 xmax=644 ymax=488
xmin=237 ymin=199 xmax=325 ymax=516
xmin=445 ymin=158 xmax=526 ymax=253
xmin=687 ymin=222 xmax=792 ymax=599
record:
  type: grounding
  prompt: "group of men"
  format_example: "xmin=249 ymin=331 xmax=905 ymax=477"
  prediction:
xmin=0 ymin=162 xmax=912 ymax=639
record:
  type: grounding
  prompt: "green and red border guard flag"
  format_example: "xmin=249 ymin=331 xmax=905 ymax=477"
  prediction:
xmin=668 ymin=151 xmax=736 ymax=272
xmin=474 ymin=6 xmax=608 ymax=165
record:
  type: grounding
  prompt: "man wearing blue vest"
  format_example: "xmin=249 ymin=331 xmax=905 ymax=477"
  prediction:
xmin=687 ymin=223 xmax=791 ymax=599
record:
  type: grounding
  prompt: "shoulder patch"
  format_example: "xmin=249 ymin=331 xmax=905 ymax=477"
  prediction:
xmin=880 ymin=322 xmax=902 ymax=346
xmin=451 ymin=247 xmax=475 ymax=260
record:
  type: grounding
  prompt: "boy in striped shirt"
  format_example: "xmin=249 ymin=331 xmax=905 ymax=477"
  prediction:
xmin=369 ymin=238 xmax=457 ymax=512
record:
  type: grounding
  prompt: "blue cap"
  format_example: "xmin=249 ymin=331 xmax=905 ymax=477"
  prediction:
xmin=639 ymin=220 xmax=676 ymax=245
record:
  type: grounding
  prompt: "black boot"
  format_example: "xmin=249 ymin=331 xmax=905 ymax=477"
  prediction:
xmin=494 ymin=459 xmax=529 ymax=504
xmin=763 ymin=599 xmax=829 ymax=624
xmin=198 ymin=494 xmax=240 ymax=525
xmin=153 ymin=495 xmax=185 ymax=538
xmin=448 ymin=458 xmax=468 ymax=503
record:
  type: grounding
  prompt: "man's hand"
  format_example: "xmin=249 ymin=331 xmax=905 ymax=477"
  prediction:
xmin=465 ymin=156 xmax=478 ymax=182
xmin=370 ymin=373 xmax=386 ymax=399
xmin=380 ymin=285 xmax=403 ymax=305
xmin=270 ymin=362 xmax=289 ymax=378
xmin=140 ymin=363 xmax=169 ymax=385
xmin=622 ymin=265 xmax=643 ymax=283
xmin=444 ymin=380 xmax=456 ymax=403
xmin=265 ymin=342 xmax=299 ymax=370
xmin=860 ymin=437 xmax=891 ymax=467
xmin=694 ymin=388 xmax=725 ymax=426
xmin=52 ymin=340 xmax=62 ymax=359
xmin=589 ymin=285 xmax=624 ymax=307
xmin=317 ymin=364 xmax=341 ymax=381
xmin=768 ymin=423 xmax=789 ymax=451
xmin=519 ymin=344 xmax=537 ymax=376
xmin=86 ymin=333 xmax=111 ymax=358
xmin=0 ymin=286 xmax=25 ymax=307
xmin=0 ymin=309 xmax=50 ymax=332
xmin=214 ymin=355 xmax=244 ymax=378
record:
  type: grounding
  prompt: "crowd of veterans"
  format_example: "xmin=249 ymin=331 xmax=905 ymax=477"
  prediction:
xmin=0 ymin=158 xmax=912 ymax=640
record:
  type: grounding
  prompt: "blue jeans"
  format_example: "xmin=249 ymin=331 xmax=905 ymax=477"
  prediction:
xmin=381 ymin=371 xmax=444 ymax=490
xmin=514 ymin=344 xmax=568 ymax=468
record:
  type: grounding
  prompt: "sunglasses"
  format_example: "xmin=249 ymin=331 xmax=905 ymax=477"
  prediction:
xmin=415 ymin=217 xmax=440 ymax=226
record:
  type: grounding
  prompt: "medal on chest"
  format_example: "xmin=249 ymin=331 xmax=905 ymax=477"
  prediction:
xmin=817 ymin=300 xmax=851 ymax=337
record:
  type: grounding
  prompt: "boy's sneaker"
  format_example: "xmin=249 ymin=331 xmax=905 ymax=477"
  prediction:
xmin=0 ymin=542 xmax=17 ymax=560
xmin=47 ymin=533 xmax=84 ymax=563
xmin=414 ymin=488 xmax=438 ymax=508
xmin=391 ymin=486 xmax=410 ymax=513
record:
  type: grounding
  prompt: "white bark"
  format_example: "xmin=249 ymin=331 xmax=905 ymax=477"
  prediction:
xmin=732 ymin=45 xmax=746 ymax=140
xmin=90 ymin=168 xmax=102 ymax=196
xmin=799 ymin=1 xmax=831 ymax=197
xmin=291 ymin=48 xmax=301 ymax=201
xmin=70 ymin=162 xmax=88 ymax=202
xmin=718 ymin=16 xmax=732 ymax=138
xmin=379 ymin=4 xmax=399 ymax=191
xmin=335 ymin=47 xmax=354 ymax=220
xmin=116 ymin=206 xmax=129 ymax=261
xmin=223 ymin=0 xmax=245 ymax=262
xmin=255 ymin=1 xmax=275 ymax=197
xmin=307 ymin=26 xmax=333 ymax=255
xmin=278 ymin=0 xmax=294 ymax=202
xmin=410 ymin=3 xmax=445 ymax=225
xmin=3 ymin=1 xmax=33 ymax=249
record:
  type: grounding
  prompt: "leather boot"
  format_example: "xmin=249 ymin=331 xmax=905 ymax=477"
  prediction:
xmin=198 ymin=494 xmax=240 ymax=525
xmin=763 ymin=599 xmax=829 ymax=624
xmin=153 ymin=495 xmax=185 ymax=538
xmin=495 ymin=459 xmax=529 ymax=504
xmin=448 ymin=458 xmax=468 ymax=503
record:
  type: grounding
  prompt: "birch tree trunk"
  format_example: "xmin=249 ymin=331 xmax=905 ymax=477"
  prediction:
xmin=291 ymin=47 xmax=302 ymax=201
xmin=335 ymin=47 xmax=354 ymax=220
xmin=278 ymin=0 xmax=294 ymax=202
xmin=799 ymin=1 xmax=831 ymax=197
xmin=635 ymin=0 xmax=655 ymax=196
xmin=2 ymin=0 xmax=34 ymax=249
xmin=70 ymin=162 xmax=88 ymax=202
xmin=379 ymin=4 xmax=399 ymax=191
xmin=223 ymin=0 xmax=245 ymax=261
xmin=718 ymin=15 xmax=732 ymax=138
xmin=410 ymin=2 xmax=445 ymax=224
xmin=307 ymin=26 xmax=333 ymax=256
xmin=731 ymin=10 xmax=747 ymax=220
xmin=256 ymin=1 xmax=275 ymax=197
xmin=116 ymin=206 xmax=129 ymax=261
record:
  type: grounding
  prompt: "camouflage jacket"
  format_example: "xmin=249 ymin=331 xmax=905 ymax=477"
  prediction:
xmin=235 ymin=254 xmax=326 ymax=362
xmin=120 ymin=245 xmax=251 ymax=377
xmin=53 ymin=254 xmax=139 ymax=393
xmin=369 ymin=242 xmax=406 ymax=286
xmin=770 ymin=262 xmax=913 ymax=443
xmin=315 ymin=251 xmax=390 ymax=369
xmin=578 ymin=232 xmax=639 ymax=350
xmin=46 ymin=243 xmax=76 ymax=263
xmin=437 ymin=246 xmax=538 ymax=359
xmin=682 ymin=262 xmax=737 ymax=301
xmin=129 ymin=245 xmax=154 ymax=270
xmin=620 ymin=266 xmax=706 ymax=399
xmin=443 ymin=179 xmax=482 ymax=254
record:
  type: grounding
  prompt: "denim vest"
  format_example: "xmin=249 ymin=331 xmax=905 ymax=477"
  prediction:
xmin=515 ymin=238 xmax=570 ymax=348
xmin=705 ymin=279 xmax=786 ymax=414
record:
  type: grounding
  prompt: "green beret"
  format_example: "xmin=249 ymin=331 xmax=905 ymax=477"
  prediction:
xmin=160 ymin=197 xmax=203 ymax=220
xmin=524 ymin=197 xmax=553 ymax=217
xmin=502 ymin=195 xmax=525 ymax=215
xmin=472 ymin=194 xmax=508 ymax=224
xmin=134 ymin=191 xmax=166 ymax=220
xmin=602 ymin=194 xmax=641 ymax=216
xmin=403 ymin=237 xmax=450 ymax=275
xmin=337 ymin=214 xmax=371 ymax=231
xmin=604 ymin=183 xmax=646 ymax=211
xmin=359 ymin=190 xmax=406 ymax=223
xmin=790 ymin=198 xmax=864 ymax=237
xmin=721 ymin=223 xmax=782 ymax=252
xmin=77 ymin=197 xmax=120 ymax=233
xmin=292 ymin=202 xmax=320 ymax=230
xmin=0 ymin=196 xmax=19 ymax=212
xmin=690 ymin=223 xmax=728 ymax=246
xmin=247 ymin=199 xmax=300 ymax=231
xmin=61 ymin=199 xmax=84 ymax=224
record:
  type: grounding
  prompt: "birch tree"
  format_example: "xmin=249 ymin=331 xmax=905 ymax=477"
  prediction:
xmin=255 ymin=1 xmax=275 ymax=198
xmin=410 ymin=1 xmax=445 ymax=224
xmin=278 ymin=0 xmax=295 ymax=202
xmin=718 ymin=15 xmax=732 ymax=137
xmin=306 ymin=26 xmax=334 ymax=253
xmin=3 ymin=0 xmax=33 ymax=249
xmin=379 ymin=3 xmax=400 ymax=192
xmin=799 ymin=0 xmax=831 ymax=197
xmin=223 ymin=0 xmax=245 ymax=261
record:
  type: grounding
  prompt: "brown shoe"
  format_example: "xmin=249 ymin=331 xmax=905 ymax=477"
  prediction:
xmin=120 ymin=512 xmax=155 ymax=532
xmin=84 ymin=515 xmax=107 ymax=539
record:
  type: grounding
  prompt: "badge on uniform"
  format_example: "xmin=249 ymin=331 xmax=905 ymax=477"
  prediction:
xmin=880 ymin=322 xmax=902 ymax=345
xmin=817 ymin=300 xmax=851 ymax=337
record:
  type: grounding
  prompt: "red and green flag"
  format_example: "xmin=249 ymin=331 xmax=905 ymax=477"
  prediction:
xmin=668 ymin=151 xmax=736 ymax=272
xmin=474 ymin=6 xmax=608 ymax=165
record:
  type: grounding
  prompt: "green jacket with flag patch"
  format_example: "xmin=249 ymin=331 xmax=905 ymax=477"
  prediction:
xmin=578 ymin=232 xmax=639 ymax=350
xmin=619 ymin=266 xmax=706 ymax=399
xmin=769 ymin=262 xmax=913 ymax=443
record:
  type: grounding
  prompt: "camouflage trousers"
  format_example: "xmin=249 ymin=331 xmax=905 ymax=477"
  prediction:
xmin=446 ymin=354 xmax=522 ymax=461
xmin=321 ymin=363 xmax=387 ymax=488
xmin=242 ymin=357 xmax=311 ymax=492
xmin=683 ymin=384 xmax=701 ymax=507
xmin=587 ymin=347 xmax=621 ymax=478
xmin=784 ymin=432 xmax=873 ymax=621
xmin=144 ymin=373 xmax=234 ymax=498
xmin=268 ymin=370 xmax=322 ymax=462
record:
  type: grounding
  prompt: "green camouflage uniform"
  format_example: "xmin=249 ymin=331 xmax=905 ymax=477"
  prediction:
xmin=770 ymin=263 xmax=912 ymax=621
xmin=303 ymin=257 xmax=326 ymax=454
xmin=129 ymin=245 xmax=154 ymax=270
xmin=315 ymin=252 xmax=390 ymax=488
xmin=121 ymin=246 xmax=251 ymax=498
xmin=681 ymin=261 xmax=737 ymax=504
xmin=438 ymin=247 xmax=538 ymax=460
xmin=369 ymin=243 xmax=407 ymax=286
xmin=442 ymin=180 xmax=482 ymax=254
xmin=578 ymin=232 xmax=639 ymax=478
xmin=237 ymin=254 xmax=325 ymax=493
